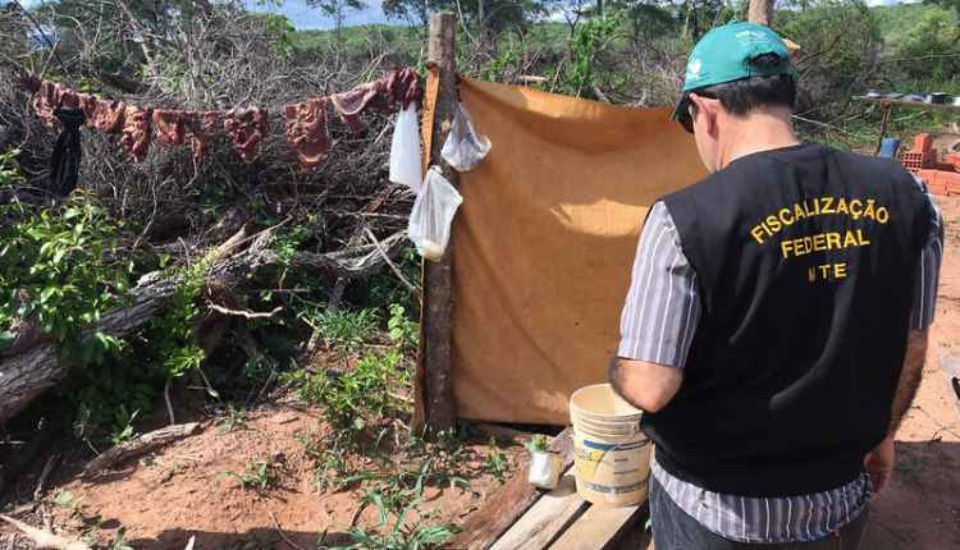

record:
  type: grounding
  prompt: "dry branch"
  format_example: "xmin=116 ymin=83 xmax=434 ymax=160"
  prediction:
xmin=0 ymin=4 xmax=422 ymax=427
xmin=82 ymin=422 xmax=201 ymax=477
xmin=0 ymin=515 xmax=90 ymax=550
xmin=0 ymin=225 xmax=410 ymax=425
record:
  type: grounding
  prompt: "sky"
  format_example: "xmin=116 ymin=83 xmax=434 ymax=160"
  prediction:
xmin=243 ymin=0 xmax=393 ymax=30
xmin=243 ymin=0 xmax=914 ymax=29
xmin=19 ymin=0 xmax=914 ymax=31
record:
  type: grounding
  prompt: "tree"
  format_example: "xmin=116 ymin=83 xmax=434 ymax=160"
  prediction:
xmin=749 ymin=0 xmax=774 ymax=26
xmin=383 ymin=0 xmax=547 ymax=40
xmin=308 ymin=0 xmax=368 ymax=38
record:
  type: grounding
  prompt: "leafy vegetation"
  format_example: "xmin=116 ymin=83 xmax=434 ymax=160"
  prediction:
xmin=334 ymin=492 xmax=458 ymax=550
xmin=215 ymin=403 xmax=249 ymax=433
xmin=1 ymin=0 xmax=956 ymax=546
xmin=484 ymin=438 xmax=508 ymax=483
xmin=295 ymin=302 xmax=381 ymax=353
xmin=224 ymin=454 xmax=285 ymax=492
xmin=526 ymin=433 xmax=550 ymax=453
xmin=0 ymin=192 xmax=132 ymax=362
xmin=298 ymin=349 xmax=408 ymax=434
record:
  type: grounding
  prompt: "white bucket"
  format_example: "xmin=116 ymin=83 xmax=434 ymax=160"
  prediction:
xmin=569 ymin=384 xmax=651 ymax=507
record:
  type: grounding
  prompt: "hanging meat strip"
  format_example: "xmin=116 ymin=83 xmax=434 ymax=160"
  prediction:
xmin=31 ymin=81 xmax=58 ymax=126
xmin=392 ymin=67 xmax=422 ymax=109
xmin=330 ymin=80 xmax=382 ymax=134
xmin=78 ymin=93 xmax=98 ymax=124
xmin=184 ymin=110 xmax=221 ymax=161
xmin=153 ymin=109 xmax=187 ymax=146
xmin=120 ymin=106 xmax=151 ymax=162
xmin=90 ymin=99 xmax=126 ymax=134
xmin=283 ymin=97 xmax=329 ymax=170
xmin=55 ymin=85 xmax=81 ymax=110
xmin=223 ymin=106 xmax=268 ymax=162
xmin=330 ymin=67 xmax=422 ymax=133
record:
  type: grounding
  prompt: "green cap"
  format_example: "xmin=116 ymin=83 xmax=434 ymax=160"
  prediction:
xmin=671 ymin=21 xmax=794 ymax=120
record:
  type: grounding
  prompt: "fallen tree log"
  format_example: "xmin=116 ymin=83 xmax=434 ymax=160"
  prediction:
xmin=82 ymin=422 xmax=201 ymax=477
xmin=0 ymin=276 xmax=177 ymax=425
xmin=0 ymin=227 xmax=409 ymax=425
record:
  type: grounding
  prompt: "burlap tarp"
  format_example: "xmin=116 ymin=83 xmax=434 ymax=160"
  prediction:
xmin=445 ymin=77 xmax=706 ymax=425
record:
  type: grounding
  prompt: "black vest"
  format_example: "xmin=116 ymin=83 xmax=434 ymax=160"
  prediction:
xmin=645 ymin=144 xmax=932 ymax=497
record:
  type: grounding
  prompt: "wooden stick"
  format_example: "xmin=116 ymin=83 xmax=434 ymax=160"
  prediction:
xmin=164 ymin=379 xmax=176 ymax=425
xmin=32 ymin=452 xmax=59 ymax=501
xmin=362 ymin=226 xmax=420 ymax=297
xmin=208 ymin=304 xmax=283 ymax=319
xmin=419 ymin=12 xmax=460 ymax=436
xmin=0 ymin=514 xmax=90 ymax=550
xmin=269 ymin=512 xmax=306 ymax=550
xmin=82 ymin=422 xmax=200 ymax=477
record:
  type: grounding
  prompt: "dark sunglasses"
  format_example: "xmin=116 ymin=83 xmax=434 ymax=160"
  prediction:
xmin=676 ymin=91 xmax=716 ymax=134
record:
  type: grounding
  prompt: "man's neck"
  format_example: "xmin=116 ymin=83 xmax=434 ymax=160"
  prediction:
xmin=718 ymin=108 xmax=800 ymax=170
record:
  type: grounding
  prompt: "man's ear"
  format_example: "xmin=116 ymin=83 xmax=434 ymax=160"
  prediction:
xmin=689 ymin=93 xmax=720 ymax=137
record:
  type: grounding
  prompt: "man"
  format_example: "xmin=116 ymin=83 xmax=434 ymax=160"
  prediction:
xmin=609 ymin=21 xmax=943 ymax=549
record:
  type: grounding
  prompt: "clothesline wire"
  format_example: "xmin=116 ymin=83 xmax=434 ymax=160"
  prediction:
xmin=30 ymin=69 xmax=419 ymax=121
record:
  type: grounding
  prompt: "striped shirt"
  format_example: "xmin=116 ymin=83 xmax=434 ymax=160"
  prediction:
xmin=618 ymin=190 xmax=943 ymax=544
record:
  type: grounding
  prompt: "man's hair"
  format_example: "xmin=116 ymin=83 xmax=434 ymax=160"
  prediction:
xmin=696 ymin=54 xmax=797 ymax=116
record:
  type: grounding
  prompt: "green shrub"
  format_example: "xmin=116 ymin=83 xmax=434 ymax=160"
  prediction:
xmin=308 ymin=350 xmax=407 ymax=433
xmin=0 ymin=191 xmax=133 ymax=363
xmin=888 ymin=6 xmax=960 ymax=91
xmin=294 ymin=301 xmax=380 ymax=353
xmin=388 ymin=303 xmax=418 ymax=350
xmin=778 ymin=0 xmax=882 ymax=118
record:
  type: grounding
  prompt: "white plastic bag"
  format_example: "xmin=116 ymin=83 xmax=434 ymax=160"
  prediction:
xmin=389 ymin=103 xmax=423 ymax=194
xmin=408 ymin=167 xmax=463 ymax=261
xmin=528 ymin=451 xmax=562 ymax=490
xmin=441 ymin=103 xmax=490 ymax=172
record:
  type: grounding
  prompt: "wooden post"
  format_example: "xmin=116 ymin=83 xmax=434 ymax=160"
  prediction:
xmin=748 ymin=0 xmax=775 ymax=26
xmin=421 ymin=12 xmax=459 ymax=434
xmin=875 ymin=102 xmax=894 ymax=156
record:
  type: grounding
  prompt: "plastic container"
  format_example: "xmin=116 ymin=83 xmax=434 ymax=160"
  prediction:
xmin=569 ymin=384 xmax=651 ymax=507
xmin=528 ymin=450 xmax=563 ymax=490
xmin=878 ymin=138 xmax=900 ymax=159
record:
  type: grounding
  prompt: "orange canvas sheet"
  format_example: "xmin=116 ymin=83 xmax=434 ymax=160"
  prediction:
xmin=452 ymin=77 xmax=707 ymax=425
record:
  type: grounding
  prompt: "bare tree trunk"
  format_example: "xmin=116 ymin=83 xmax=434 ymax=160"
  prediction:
xmin=748 ymin=0 xmax=775 ymax=27
xmin=418 ymin=13 xmax=459 ymax=435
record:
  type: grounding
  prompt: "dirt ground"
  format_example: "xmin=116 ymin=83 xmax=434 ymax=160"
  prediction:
xmin=4 ymin=201 xmax=960 ymax=550
xmin=30 ymin=403 xmax=522 ymax=549
xmin=858 ymin=195 xmax=960 ymax=549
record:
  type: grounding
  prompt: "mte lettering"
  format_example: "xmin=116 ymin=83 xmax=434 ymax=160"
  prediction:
xmin=808 ymin=262 xmax=849 ymax=283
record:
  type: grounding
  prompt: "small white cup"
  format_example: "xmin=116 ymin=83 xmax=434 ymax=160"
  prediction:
xmin=528 ymin=450 xmax=562 ymax=490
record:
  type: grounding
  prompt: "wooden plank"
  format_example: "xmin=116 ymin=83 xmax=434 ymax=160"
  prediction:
xmin=549 ymin=502 xmax=649 ymax=550
xmin=451 ymin=428 xmax=574 ymax=550
xmin=490 ymin=471 xmax=587 ymax=550
xmin=854 ymin=96 xmax=960 ymax=111
xmin=420 ymin=12 xmax=459 ymax=434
